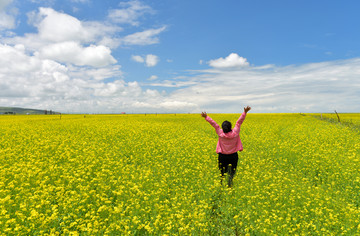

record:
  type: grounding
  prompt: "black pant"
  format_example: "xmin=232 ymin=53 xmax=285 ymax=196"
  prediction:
xmin=218 ymin=152 xmax=238 ymax=186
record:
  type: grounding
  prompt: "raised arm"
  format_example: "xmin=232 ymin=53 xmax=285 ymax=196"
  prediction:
xmin=201 ymin=112 xmax=222 ymax=134
xmin=233 ymin=106 xmax=251 ymax=134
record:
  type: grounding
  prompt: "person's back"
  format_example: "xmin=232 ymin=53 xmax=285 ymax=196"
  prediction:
xmin=204 ymin=111 xmax=247 ymax=154
xmin=201 ymin=106 xmax=251 ymax=187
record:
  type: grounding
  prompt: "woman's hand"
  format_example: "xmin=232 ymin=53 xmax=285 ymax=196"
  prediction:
xmin=244 ymin=106 xmax=251 ymax=113
xmin=201 ymin=112 xmax=207 ymax=118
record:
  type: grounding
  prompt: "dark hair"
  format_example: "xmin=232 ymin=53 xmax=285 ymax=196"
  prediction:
xmin=222 ymin=120 xmax=232 ymax=133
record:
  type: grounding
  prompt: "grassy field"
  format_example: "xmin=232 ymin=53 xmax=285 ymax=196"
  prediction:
xmin=0 ymin=113 xmax=360 ymax=235
xmin=316 ymin=113 xmax=360 ymax=130
xmin=0 ymin=107 xmax=49 ymax=115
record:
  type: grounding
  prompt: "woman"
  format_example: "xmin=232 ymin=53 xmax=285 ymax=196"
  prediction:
xmin=201 ymin=106 xmax=251 ymax=187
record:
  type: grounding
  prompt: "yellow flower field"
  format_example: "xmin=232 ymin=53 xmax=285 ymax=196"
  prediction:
xmin=319 ymin=113 xmax=360 ymax=129
xmin=0 ymin=113 xmax=360 ymax=235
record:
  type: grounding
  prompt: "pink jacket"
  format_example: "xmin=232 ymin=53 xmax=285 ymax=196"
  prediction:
xmin=205 ymin=112 xmax=247 ymax=154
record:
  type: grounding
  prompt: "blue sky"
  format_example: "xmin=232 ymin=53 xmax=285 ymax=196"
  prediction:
xmin=0 ymin=0 xmax=359 ymax=113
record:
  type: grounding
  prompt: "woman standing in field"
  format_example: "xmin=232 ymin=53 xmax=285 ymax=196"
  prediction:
xmin=201 ymin=106 xmax=251 ymax=187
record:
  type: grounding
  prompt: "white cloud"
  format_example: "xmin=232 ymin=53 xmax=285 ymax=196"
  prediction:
xmin=1 ymin=1 xmax=358 ymax=114
xmin=145 ymin=54 xmax=159 ymax=67
xmin=0 ymin=0 xmax=12 ymax=10
xmin=132 ymin=54 xmax=159 ymax=67
xmin=7 ymin=6 xmax=164 ymax=50
xmin=1 ymin=38 xmax=359 ymax=113
xmin=0 ymin=2 xmax=179 ymax=114
xmin=167 ymin=58 xmax=360 ymax=113
xmin=68 ymin=65 xmax=122 ymax=81
xmin=26 ymin=8 xmax=119 ymax=44
xmin=28 ymin=0 xmax=55 ymax=4
xmin=0 ymin=43 xmax=70 ymax=99
xmin=0 ymin=0 xmax=15 ymax=30
xmin=81 ymin=21 xmax=122 ymax=45
xmin=4 ymin=5 xmax=165 ymax=53
xmin=159 ymin=100 xmax=197 ymax=110
xmin=208 ymin=53 xmax=250 ymax=68
xmin=39 ymin=41 xmax=117 ymax=67
xmin=0 ymin=11 xmax=15 ymax=29
xmin=108 ymin=0 xmax=154 ymax=26
xmin=70 ymin=0 xmax=89 ymax=3
xmin=148 ymin=75 xmax=158 ymax=80
xmin=121 ymin=26 xmax=166 ymax=45
xmin=0 ymin=43 xmax=193 ymax=113
xmin=148 ymin=79 xmax=197 ymax=88
xmin=3 ymin=7 xmax=122 ymax=68
xmin=30 ymin=7 xmax=87 ymax=42
xmin=131 ymin=55 xmax=144 ymax=63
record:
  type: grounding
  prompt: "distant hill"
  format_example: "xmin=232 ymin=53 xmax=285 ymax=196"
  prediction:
xmin=0 ymin=107 xmax=60 ymax=115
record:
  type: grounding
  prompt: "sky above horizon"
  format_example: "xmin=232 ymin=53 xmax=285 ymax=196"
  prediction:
xmin=0 ymin=0 xmax=359 ymax=113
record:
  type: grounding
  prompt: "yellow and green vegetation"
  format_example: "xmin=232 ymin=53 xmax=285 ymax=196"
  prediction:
xmin=319 ymin=113 xmax=360 ymax=129
xmin=0 ymin=113 xmax=360 ymax=235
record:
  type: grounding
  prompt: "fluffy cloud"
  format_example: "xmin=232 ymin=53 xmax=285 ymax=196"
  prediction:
xmin=0 ymin=41 xmax=196 ymax=113
xmin=145 ymin=54 xmax=159 ymax=67
xmin=39 ymin=41 xmax=117 ymax=67
xmin=166 ymin=58 xmax=360 ymax=113
xmin=2 ymin=7 xmax=123 ymax=59
xmin=26 ymin=8 xmax=120 ymax=45
xmin=6 ymin=2 xmax=357 ymax=114
xmin=0 ymin=0 xmax=12 ymax=9
xmin=108 ymin=0 xmax=154 ymax=26
xmin=121 ymin=26 xmax=166 ymax=45
xmin=31 ymin=7 xmax=87 ymax=42
xmin=148 ymin=75 xmax=158 ymax=80
xmin=0 ymin=42 xmax=195 ymax=113
xmin=3 ymin=7 xmax=126 ymax=68
xmin=0 ymin=3 xmax=180 ymax=113
xmin=131 ymin=55 xmax=144 ymax=63
xmin=0 ymin=43 xmax=71 ymax=99
xmin=7 ymin=7 xmax=164 ymax=50
xmin=208 ymin=53 xmax=250 ymax=68
xmin=2 ymin=36 xmax=359 ymax=113
xmin=0 ymin=0 xmax=15 ymax=29
xmin=132 ymin=54 xmax=159 ymax=67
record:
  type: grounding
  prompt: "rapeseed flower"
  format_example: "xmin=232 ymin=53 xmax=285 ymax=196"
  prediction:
xmin=0 ymin=113 xmax=359 ymax=234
